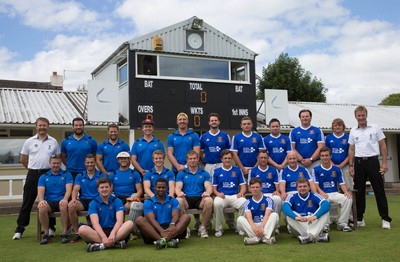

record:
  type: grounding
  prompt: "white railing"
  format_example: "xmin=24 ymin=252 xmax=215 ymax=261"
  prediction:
xmin=0 ymin=175 xmax=25 ymax=200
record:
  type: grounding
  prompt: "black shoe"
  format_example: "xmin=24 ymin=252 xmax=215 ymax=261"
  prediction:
xmin=167 ymin=239 xmax=179 ymax=248
xmin=154 ymin=238 xmax=167 ymax=250
xmin=87 ymin=243 xmax=102 ymax=252
xmin=61 ymin=233 xmax=69 ymax=244
xmin=40 ymin=234 xmax=52 ymax=245
xmin=114 ymin=240 xmax=126 ymax=249
xmin=70 ymin=234 xmax=81 ymax=243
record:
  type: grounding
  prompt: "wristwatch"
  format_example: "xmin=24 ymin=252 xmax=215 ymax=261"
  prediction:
xmin=170 ymin=222 xmax=176 ymax=226
xmin=310 ymin=157 xmax=313 ymax=162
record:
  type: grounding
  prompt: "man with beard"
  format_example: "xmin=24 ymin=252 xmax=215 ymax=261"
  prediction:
xmin=96 ymin=123 xmax=130 ymax=175
xmin=61 ymin=117 xmax=98 ymax=179
xmin=131 ymin=119 xmax=165 ymax=177
xmin=13 ymin=117 xmax=60 ymax=240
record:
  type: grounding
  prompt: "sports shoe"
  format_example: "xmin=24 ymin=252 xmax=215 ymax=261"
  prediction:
xmin=154 ymin=238 xmax=167 ymax=250
xmin=215 ymin=230 xmax=223 ymax=237
xmin=40 ymin=234 xmax=52 ymax=245
xmin=70 ymin=234 xmax=81 ymax=243
xmin=337 ymin=223 xmax=352 ymax=232
xmin=185 ymin=227 xmax=191 ymax=239
xmin=323 ymin=224 xmax=330 ymax=233
xmin=286 ymin=224 xmax=292 ymax=234
xmin=357 ymin=219 xmax=366 ymax=227
xmin=87 ymin=243 xmax=102 ymax=252
xmin=198 ymin=226 xmax=208 ymax=238
xmin=262 ymin=236 xmax=276 ymax=244
xmin=48 ymin=228 xmax=56 ymax=237
xmin=317 ymin=233 xmax=330 ymax=243
xmin=61 ymin=233 xmax=69 ymax=244
xmin=114 ymin=240 xmax=126 ymax=249
xmin=244 ymin=237 xmax=260 ymax=245
xmin=13 ymin=232 xmax=22 ymax=240
xmin=167 ymin=239 xmax=179 ymax=248
xmin=382 ymin=220 xmax=391 ymax=229
xmin=298 ymin=235 xmax=312 ymax=245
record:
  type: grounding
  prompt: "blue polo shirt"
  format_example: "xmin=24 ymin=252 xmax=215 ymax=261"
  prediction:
xmin=131 ymin=136 xmax=165 ymax=171
xmin=109 ymin=168 xmax=142 ymax=197
xmin=74 ymin=170 xmax=106 ymax=200
xmin=313 ymin=165 xmax=344 ymax=193
xmin=230 ymin=131 xmax=265 ymax=167
xmin=61 ymin=133 xmax=98 ymax=172
xmin=97 ymin=139 xmax=130 ymax=173
xmin=167 ymin=129 xmax=200 ymax=172
xmin=143 ymin=195 xmax=180 ymax=226
xmin=176 ymin=168 xmax=211 ymax=197
xmin=38 ymin=170 xmax=73 ymax=202
xmin=243 ymin=195 xmax=274 ymax=223
xmin=200 ymin=130 xmax=231 ymax=164
xmin=88 ymin=194 xmax=125 ymax=229
xmin=263 ymin=134 xmax=292 ymax=165
xmin=289 ymin=126 xmax=324 ymax=159
xmin=212 ymin=166 xmax=245 ymax=195
xmin=143 ymin=167 xmax=175 ymax=195
xmin=248 ymin=166 xmax=279 ymax=194
xmin=280 ymin=166 xmax=312 ymax=193
xmin=283 ymin=192 xmax=329 ymax=219
xmin=325 ymin=133 xmax=349 ymax=165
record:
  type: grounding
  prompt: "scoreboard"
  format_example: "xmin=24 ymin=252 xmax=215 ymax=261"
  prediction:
xmin=129 ymin=53 xmax=257 ymax=130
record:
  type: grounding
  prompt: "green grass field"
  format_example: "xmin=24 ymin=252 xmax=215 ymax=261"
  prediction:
xmin=1 ymin=194 xmax=399 ymax=262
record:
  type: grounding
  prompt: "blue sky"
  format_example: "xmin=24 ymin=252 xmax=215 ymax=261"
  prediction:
xmin=0 ymin=0 xmax=399 ymax=105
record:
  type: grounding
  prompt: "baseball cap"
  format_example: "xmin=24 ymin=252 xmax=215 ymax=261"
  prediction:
xmin=141 ymin=119 xmax=154 ymax=126
xmin=116 ymin=151 xmax=130 ymax=158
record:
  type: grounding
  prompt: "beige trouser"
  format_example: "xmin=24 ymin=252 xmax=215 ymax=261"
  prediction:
xmin=214 ymin=195 xmax=246 ymax=232
xmin=287 ymin=212 xmax=329 ymax=239
xmin=237 ymin=212 xmax=279 ymax=239
xmin=326 ymin=192 xmax=352 ymax=224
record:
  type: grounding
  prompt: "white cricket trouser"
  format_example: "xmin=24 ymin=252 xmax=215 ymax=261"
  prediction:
xmin=341 ymin=165 xmax=353 ymax=190
xmin=204 ymin=163 xmax=223 ymax=178
xmin=263 ymin=193 xmax=282 ymax=216
xmin=326 ymin=192 xmax=352 ymax=224
xmin=214 ymin=195 xmax=246 ymax=232
xmin=237 ymin=212 xmax=279 ymax=239
xmin=287 ymin=212 xmax=329 ymax=239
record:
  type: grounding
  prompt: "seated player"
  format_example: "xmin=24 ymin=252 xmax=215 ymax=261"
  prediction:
xmin=282 ymin=178 xmax=330 ymax=244
xmin=37 ymin=155 xmax=73 ymax=244
xmin=314 ymin=147 xmax=352 ymax=232
xmin=213 ymin=150 xmax=246 ymax=237
xmin=136 ymin=178 xmax=190 ymax=249
xmin=237 ymin=178 xmax=279 ymax=245
xmin=143 ymin=150 xmax=175 ymax=198
xmin=78 ymin=177 xmax=134 ymax=252
xmin=175 ymin=150 xmax=213 ymax=238
xmin=68 ymin=154 xmax=106 ymax=242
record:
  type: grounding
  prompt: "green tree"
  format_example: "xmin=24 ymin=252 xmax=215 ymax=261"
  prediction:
xmin=379 ymin=93 xmax=400 ymax=106
xmin=257 ymin=53 xmax=327 ymax=101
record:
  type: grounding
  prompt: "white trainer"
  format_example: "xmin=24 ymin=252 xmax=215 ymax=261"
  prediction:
xmin=49 ymin=228 xmax=56 ymax=237
xmin=357 ymin=219 xmax=366 ymax=227
xmin=382 ymin=220 xmax=391 ymax=229
xmin=244 ymin=237 xmax=260 ymax=245
xmin=13 ymin=232 xmax=22 ymax=240
xmin=214 ymin=230 xmax=223 ymax=237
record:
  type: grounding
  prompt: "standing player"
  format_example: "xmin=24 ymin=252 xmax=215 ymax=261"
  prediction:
xmin=231 ymin=116 xmax=265 ymax=178
xmin=167 ymin=112 xmax=200 ymax=174
xmin=13 ymin=117 xmax=60 ymax=240
xmin=212 ymin=150 xmax=246 ymax=237
xmin=131 ymin=119 xmax=165 ymax=176
xmin=314 ymin=147 xmax=352 ymax=232
xmin=200 ymin=113 xmax=231 ymax=176
xmin=61 ymin=117 xmax=98 ymax=179
xmin=264 ymin=118 xmax=291 ymax=171
xmin=290 ymin=109 xmax=324 ymax=175
xmin=96 ymin=123 xmax=130 ymax=175
xmin=237 ymin=178 xmax=279 ymax=245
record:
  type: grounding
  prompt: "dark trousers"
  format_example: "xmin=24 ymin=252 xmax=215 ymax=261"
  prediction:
xmin=354 ymin=157 xmax=391 ymax=222
xmin=15 ymin=169 xmax=50 ymax=233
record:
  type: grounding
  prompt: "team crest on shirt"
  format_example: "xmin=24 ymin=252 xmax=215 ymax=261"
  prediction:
xmin=168 ymin=205 xmax=171 ymax=209
xmin=299 ymin=172 xmax=304 ymax=177
xmin=331 ymin=171 xmax=337 ymax=177
xmin=261 ymin=204 xmax=266 ymax=211
xmin=61 ymin=177 xmax=65 ymax=180
xmin=252 ymin=138 xmax=257 ymax=143
xmin=199 ymin=176 xmax=202 ymax=178
xmin=307 ymin=200 xmax=313 ymax=207
xmin=268 ymin=173 xmax=273 ymax=179
xmin=281 ymin=138 xmax=286 ymax=144
xmin=109 ymin=206 xmax=113 ymax=210
xmin=309 ymin=130 xmax=314 ymax=134
xmin=231 ymin=171 xmax=237 ymax=177
xmin=218 ymin=136 xmax=223 ymax=142
xmin=342 ymin=139 xmax=347 ymax=144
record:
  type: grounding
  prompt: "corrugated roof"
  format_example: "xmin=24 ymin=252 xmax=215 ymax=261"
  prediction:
xmin=0 ymin=88 xmax=86 ymax=125
xmin=257 ymin=101 xmax=400 ymax=132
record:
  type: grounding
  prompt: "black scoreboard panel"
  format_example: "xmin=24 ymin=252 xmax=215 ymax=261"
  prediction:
xmin=129 ymin=52 xmax=256 ymax=130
